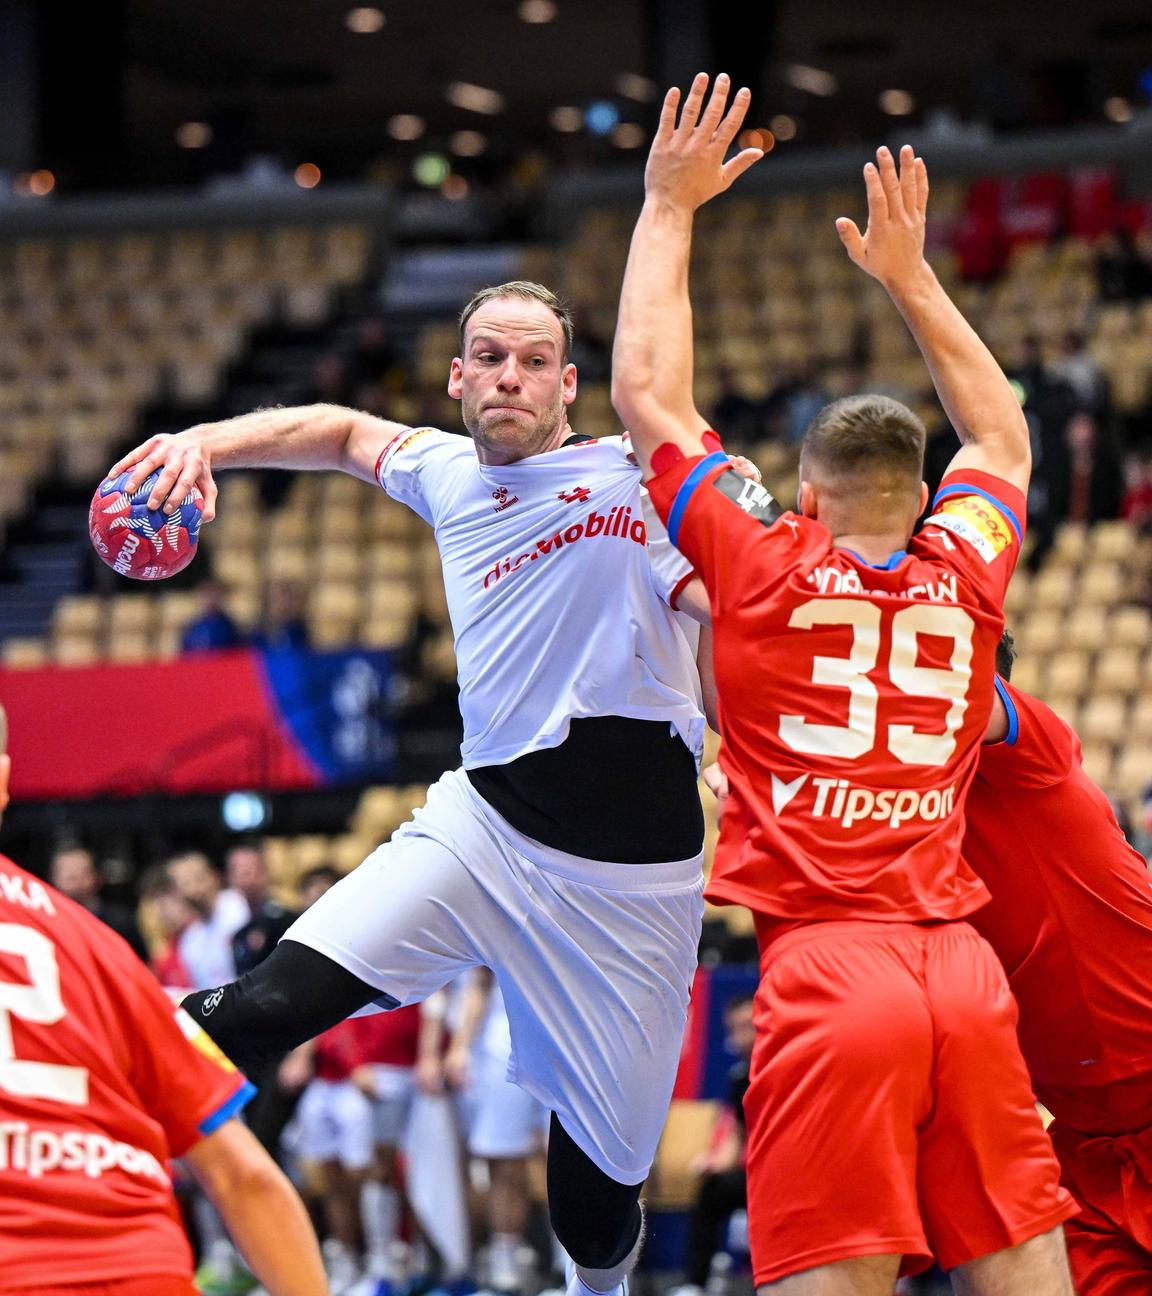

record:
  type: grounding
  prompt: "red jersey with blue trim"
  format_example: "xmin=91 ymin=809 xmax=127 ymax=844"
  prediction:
xmin=647 ymin=449 xmax=1025 ymax=922
xmin=0 ymin=853 xmax=255 ymax=1289
xmin=965 ymin=683 xmax=1152 ymax=1131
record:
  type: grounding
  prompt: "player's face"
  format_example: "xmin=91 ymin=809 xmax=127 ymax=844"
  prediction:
xmin=449 ymin=298 xmax=577 ymax=464
xmin=725 ymin=1001 xmax=756 ymax=1058
xmin=51 ymin=849 xmax=99 ymax=902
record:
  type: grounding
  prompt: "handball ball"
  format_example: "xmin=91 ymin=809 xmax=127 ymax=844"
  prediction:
xmin=89 ymin=470 xmax=203 ymax=580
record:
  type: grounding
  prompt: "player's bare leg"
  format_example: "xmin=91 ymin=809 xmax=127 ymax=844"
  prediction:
xmin=488 ymin=1156 xmax=533 ymax=1289
xmin=950 ymin=1225 xmax=1075 ymax=1295
xmin=757 ymin=1254 xmax=902 ymax=1295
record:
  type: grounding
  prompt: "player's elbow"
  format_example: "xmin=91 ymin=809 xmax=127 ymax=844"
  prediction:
xmin=186 ymin=1119 xmax=284 ymax=1203
xmin=610 ymin=371 xmax=662 ymax=432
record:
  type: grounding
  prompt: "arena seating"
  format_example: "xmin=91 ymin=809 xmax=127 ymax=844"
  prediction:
xmin=2 ymin=169 xmax=1150 ymax=888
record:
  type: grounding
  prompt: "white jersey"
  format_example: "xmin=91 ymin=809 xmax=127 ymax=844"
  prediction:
xmin=376 ymin=428 xmax=705 ymax=769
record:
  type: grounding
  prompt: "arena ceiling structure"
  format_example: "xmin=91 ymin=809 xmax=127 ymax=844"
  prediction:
xmin=3 ymin=0 xmax=1151 ymax=192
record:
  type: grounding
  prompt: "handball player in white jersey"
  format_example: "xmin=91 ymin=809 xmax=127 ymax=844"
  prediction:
xmin=108 ymin=283 xmax=710 ymax=1296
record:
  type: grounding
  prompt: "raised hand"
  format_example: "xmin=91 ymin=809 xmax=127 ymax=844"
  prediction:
xmin=836 ymin=145 xmax=929 ymax=288
xmin=106 ymin=430 xmax=219 ymax=521
xmin=645 ymin=72 xmax=765 ymax=213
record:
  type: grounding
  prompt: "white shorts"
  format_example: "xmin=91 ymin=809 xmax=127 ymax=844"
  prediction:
xmin=366 ymin=1064 xmax=414 ymax=1147
xmin=285 ymin=766 xmax=704 ymax=1182
xmin=293 ymin=1079 xmax=374 ymax=1171
xmin=466 ymin=1027 xmax=549 ymax=1160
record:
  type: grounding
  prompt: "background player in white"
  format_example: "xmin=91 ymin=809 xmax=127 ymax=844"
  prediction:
xmin=446 ymin=968 xmax=549 ymax=1293
xmin=107 ymin=282 xmax=713 ymax=1296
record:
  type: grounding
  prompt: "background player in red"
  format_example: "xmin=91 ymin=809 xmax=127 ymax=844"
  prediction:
xmin=0 ymin=704 xmax=328 ymax=1296
xmin=964 ymin=638 xmax=1152 ymax=1294
xmin=611 ymin=73 xmax=1075 ymax=1293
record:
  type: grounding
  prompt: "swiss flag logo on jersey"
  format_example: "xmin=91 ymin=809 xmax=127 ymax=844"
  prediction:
xmin=558 ymin=486 xmax=592 ymax=504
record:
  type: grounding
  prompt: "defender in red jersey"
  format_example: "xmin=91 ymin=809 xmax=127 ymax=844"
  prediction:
xmin=612 ymin=73 xmax=1074 ymax=1294
xmin=0 ymin=708 xmax=327 ymax=1296
xmin=967 ymin=653 xmax=1152 ymax=1295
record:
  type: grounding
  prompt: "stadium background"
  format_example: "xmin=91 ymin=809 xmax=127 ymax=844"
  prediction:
xmin=0 ymin=1 xmax=1150 ymax=1290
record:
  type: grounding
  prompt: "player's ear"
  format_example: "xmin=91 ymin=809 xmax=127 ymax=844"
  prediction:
xmin=798 ymin=479 xmax=818 ymax=518
xmin=562 ymin=360 xmax=578 ymax=406
xmin=918 ymin=480 xmax=929 ymax=518
xmin=447 ymin=357 xmax=464 ymax=401
xmin=0 ymin=754 xmax=10 ymax=819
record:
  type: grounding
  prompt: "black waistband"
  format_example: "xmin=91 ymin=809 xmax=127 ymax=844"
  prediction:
xmin=467 ymin=716 xmax=703 ymax=864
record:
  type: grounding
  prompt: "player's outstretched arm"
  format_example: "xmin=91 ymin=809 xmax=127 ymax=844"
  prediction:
xmin=105 ymin=403 xmax=408 ymax=521
xmin=612 ymin=73 xmax=763 ymax=478
xmin=183 ymin=1117 xmax=329 ymax=1295
xmin=837 ymin=146 xmax=1030 ymax=492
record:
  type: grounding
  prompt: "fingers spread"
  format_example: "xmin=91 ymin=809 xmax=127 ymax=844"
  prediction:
xmin=876 ymin=146 xmax=901 ymax=218
xmin=678 ymin=72 xmax=710 ymax=132
xmin=862 ymin=162 xmax=886 ymax=228
xmin=700 ymin=72 xmax=731 ymax=134
xmin=714 ymin=86 xmax=752 ymax=151
xmin=898 ymin=144 xmax=917 ymax=218
xmin=915 ymin=156 xmax=929 ymax=217
xmin=835 ymin=217 xmax=865 ymax=264
xmin=657 ymin=86 xmax=680 ymax=140
xmin=721 ymin=147 xmax=764 ymax=187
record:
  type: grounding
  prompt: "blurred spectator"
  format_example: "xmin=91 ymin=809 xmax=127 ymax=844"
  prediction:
xmin=228 ymin=842 xmax=296 ymax=977
xmin=251 ymin=580 xmax=310 ymax=652
xmin=1096 ymin=229 xmax=1152 ymax=304
xmin=671 ymin=994 xmax=755 ymax=1296
xmin=444 ymin=969 xmax=548 ymax=1293
xmin=138 ymin=864 xmax=196 ymax=987
xmin=181 ymin=583 xmax=244 ymax=653
xmin=167 ymin=850 xmax=249 ymax=989
xmin=347 ymin=315 xmax=399 ymax=392
xmin=711 ymin=367 xmax=763 ymax=450
xmin=1065 ymin=413 xmax=1124 ymax=524
xmin=1120 ymin=454 xmax=1152 ymax=536
xmin=1051 ymin=330 xmax=1109 ymax=416
xmin=568 ymin=305 xmax=611 ymax=384
xmin=764 ymin=359 xmax=828 ymax=444
xmin=307 ymin=352 xmax=351 ymax=406
xmin=50 ymin=843 xmax=147 ymax=960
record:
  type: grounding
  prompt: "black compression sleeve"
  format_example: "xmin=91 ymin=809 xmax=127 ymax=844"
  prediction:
xmin=546 ymin=1113 xmax=643 ymax=1268
xmin=181 ymin=940 xmax=394 ymax=1069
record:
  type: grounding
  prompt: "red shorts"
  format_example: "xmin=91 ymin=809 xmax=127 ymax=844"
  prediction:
xmin=6 ymin=1280 xmax=197 ymax=1296
xmin=745 ymin=919 xmax=1076 ymax=1285
xmin=1052 ymin=1121 xmax=1152 ymax=1295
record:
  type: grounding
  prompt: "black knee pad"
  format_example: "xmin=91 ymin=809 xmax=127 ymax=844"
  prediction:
xmin=547 ymin=1114 xmax=644 ymax=1269
xmin=181 ymin=940 xmax=391 ymax=1069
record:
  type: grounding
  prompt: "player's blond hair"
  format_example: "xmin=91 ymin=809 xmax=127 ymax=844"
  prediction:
xmin=459 ymin=281 xmax=574 ymax=359
xmin=801 ymin=394 xmax=926 ymax=489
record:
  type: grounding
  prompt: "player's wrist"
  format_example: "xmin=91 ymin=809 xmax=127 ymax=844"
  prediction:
xmin=882 ymin=259 xmax=937 ymax=305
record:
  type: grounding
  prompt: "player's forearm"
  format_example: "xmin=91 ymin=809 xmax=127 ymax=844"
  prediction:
xmin=186 ymin=403 xmax=369 ymax=474
xmin=450 ymin=969 xmax=493 ymax=1051
xmin=886 ymin=264 xmax=1029 ymax=460
xmin=207 ymin=1162 xmax=328 ymax=1294
xmin=612 ymin=199 xmax=705 ymax=465
xmin=186 ymin=1123 xmax=328 ymax=1295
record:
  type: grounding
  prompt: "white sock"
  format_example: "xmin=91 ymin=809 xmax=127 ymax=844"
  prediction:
xmin=361 ymin=1180 xmax=400 ymax=1259
xmin=489 ymin=1231 xmax=524 ymax=1287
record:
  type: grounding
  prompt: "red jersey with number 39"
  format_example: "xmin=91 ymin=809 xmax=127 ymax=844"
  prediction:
xmin=0 ymin=854 xmax=255 ymax=1290
xmin=647 ymin=450 xmax=1025 ymax=922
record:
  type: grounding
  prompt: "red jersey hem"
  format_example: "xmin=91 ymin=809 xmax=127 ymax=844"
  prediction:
xmin=703 ymin=878 xmax=989 ymax=925
xmin=754 ymin=1237 xmax=932 ymax=1286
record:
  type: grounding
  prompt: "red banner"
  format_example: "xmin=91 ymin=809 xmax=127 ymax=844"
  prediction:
xmin=0 ymin=651 xmax=320 ymax=800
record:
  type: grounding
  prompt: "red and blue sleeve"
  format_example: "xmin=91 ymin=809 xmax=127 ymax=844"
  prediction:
xmin=916 ymin=468 xmax=1027 ymax=603
xmin=646 ymin=434 xmax=789 ymax=614
xmin=127 ymin=968 xmax=256 ymax=1157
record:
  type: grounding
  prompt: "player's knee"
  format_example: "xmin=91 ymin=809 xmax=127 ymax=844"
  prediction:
xmin=550 ymin=1197 xmax=641 ymax=1270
